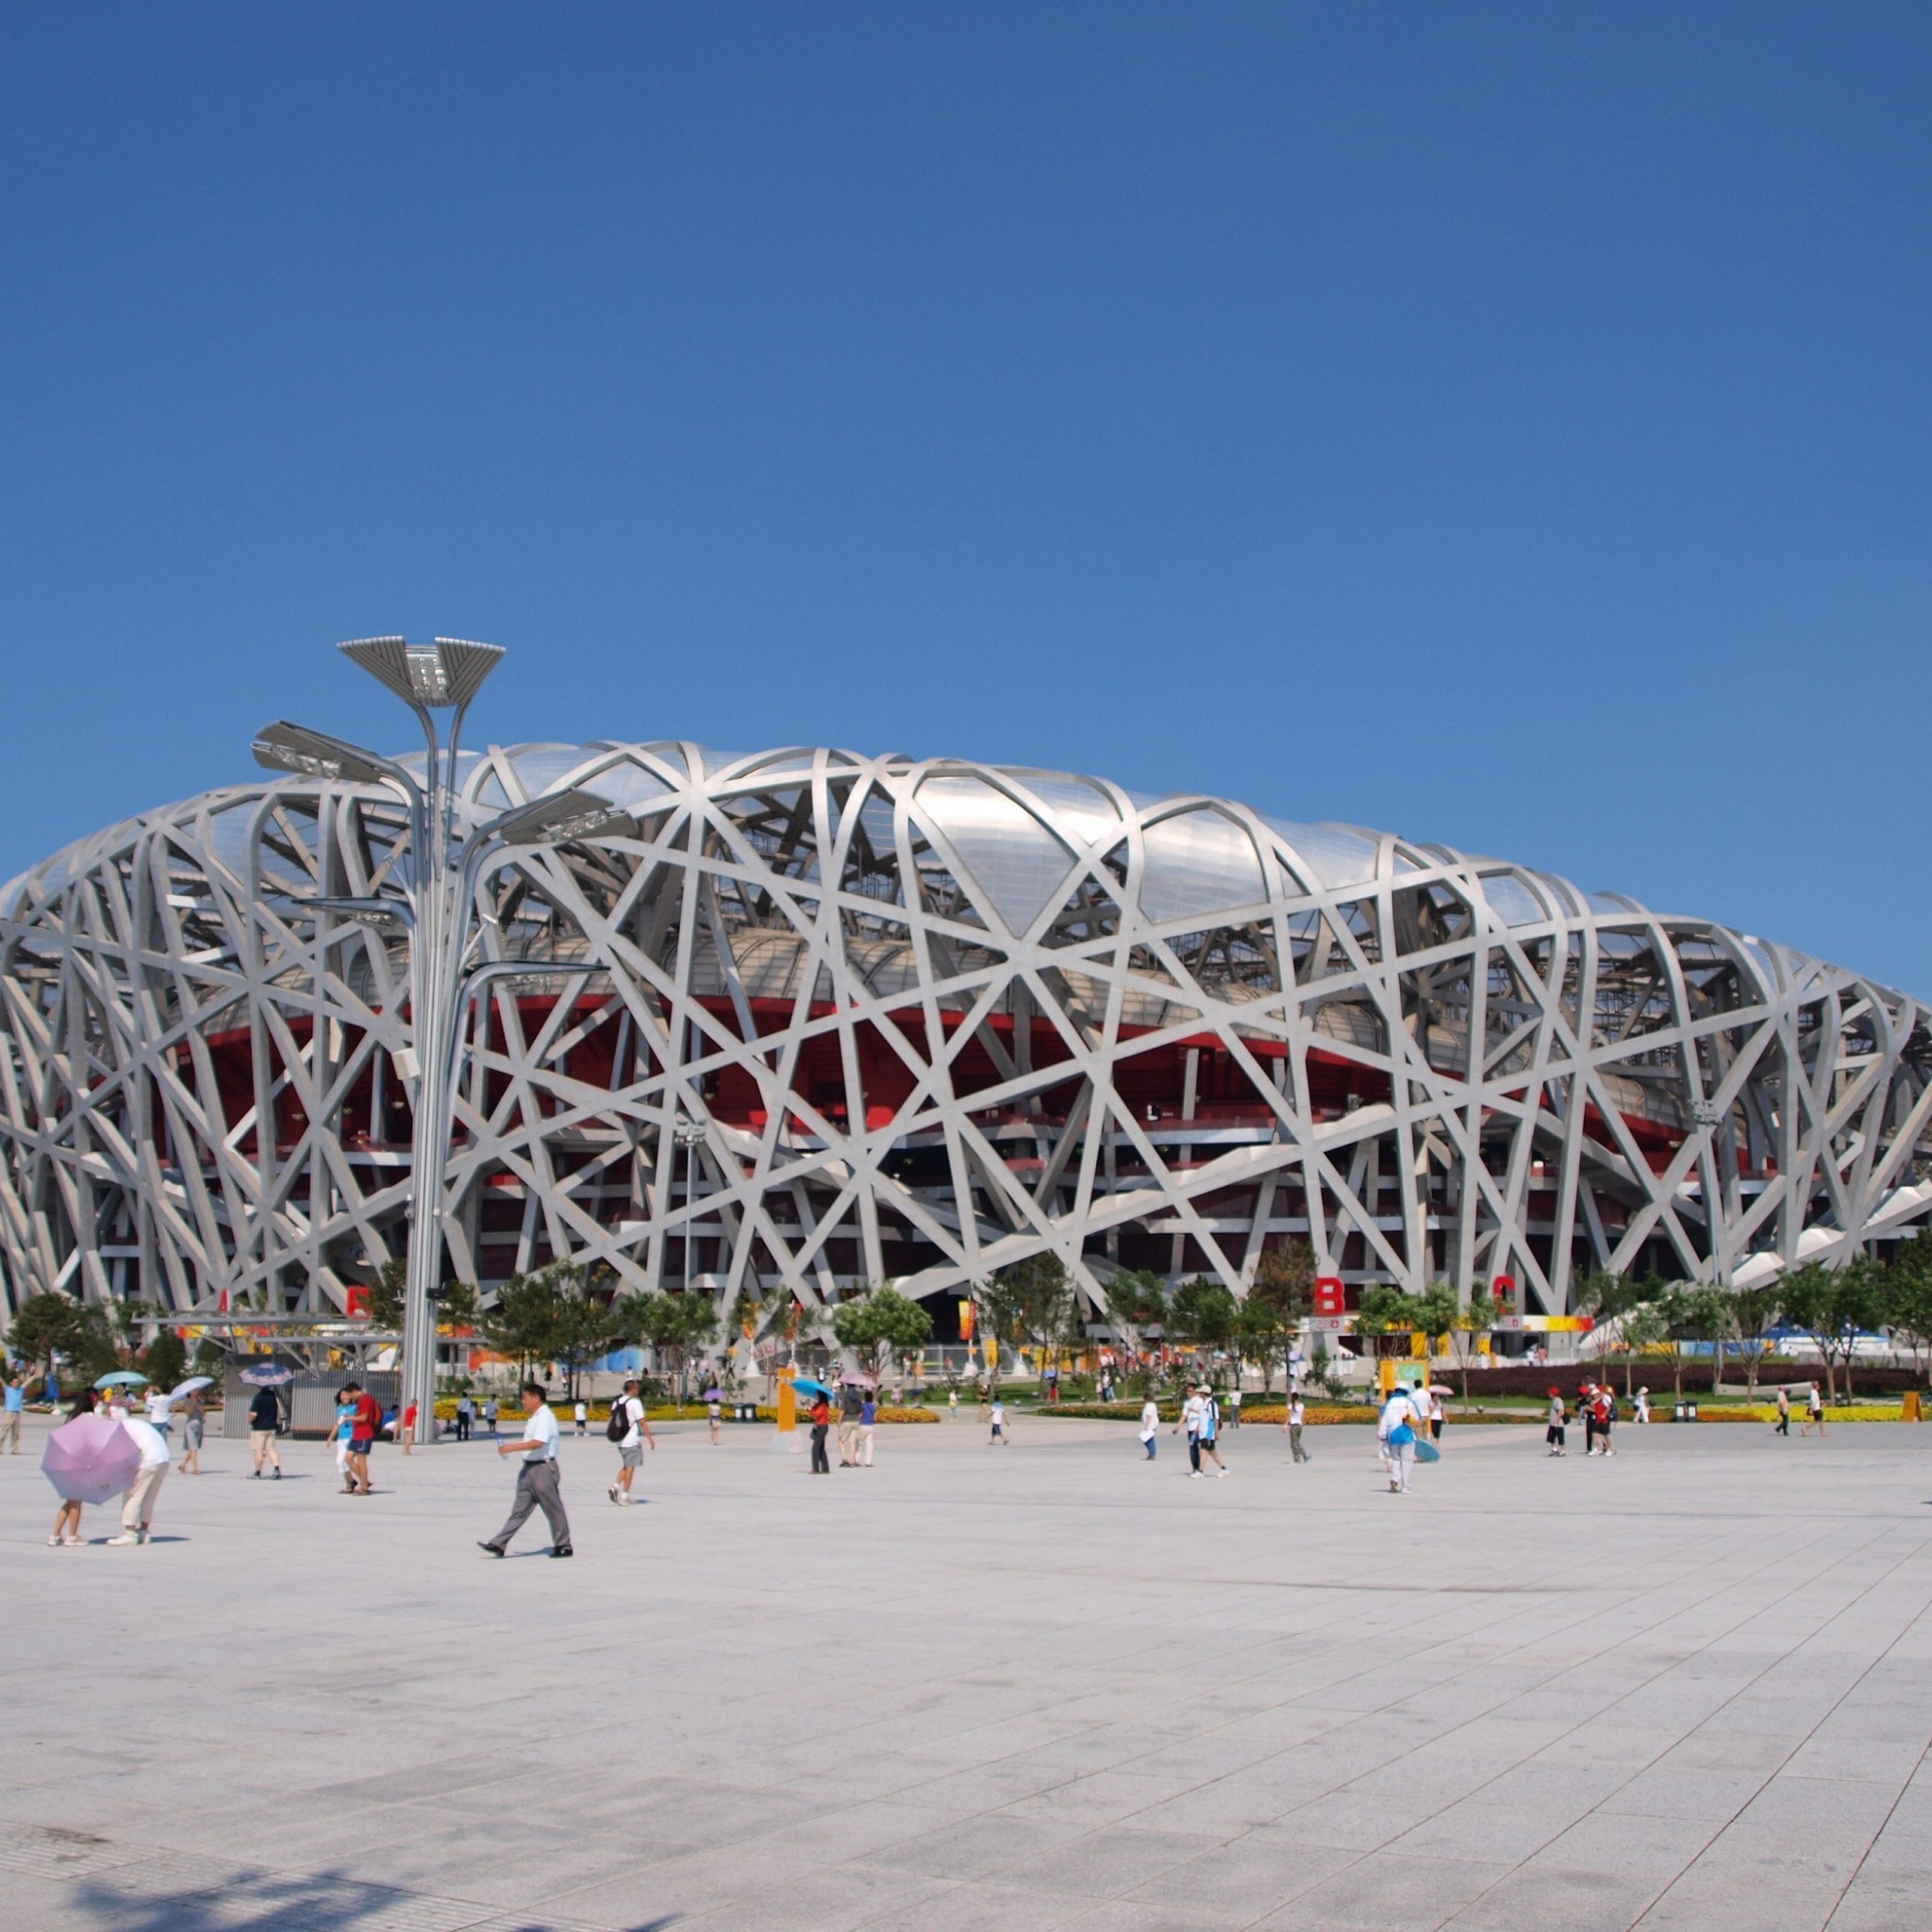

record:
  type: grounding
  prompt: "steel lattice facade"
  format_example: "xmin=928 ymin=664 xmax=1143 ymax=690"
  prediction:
xmin=4 ymin=739 xmax=1931 ymax=1329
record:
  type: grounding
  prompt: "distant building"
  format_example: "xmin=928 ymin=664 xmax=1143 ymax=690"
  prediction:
xmin=3 ymin=740 xmax=1927 ymax=1328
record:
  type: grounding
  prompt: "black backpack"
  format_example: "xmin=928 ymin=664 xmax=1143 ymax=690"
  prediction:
xmin=606 ymin=1401 xmax=631 ymax=1443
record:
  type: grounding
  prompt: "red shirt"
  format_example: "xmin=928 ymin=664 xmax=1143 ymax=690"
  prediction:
xmin=809 ymin=1397 xmax=829 ymax=1425
xmin=354 ymin=1393 xmax=383 ymax=1440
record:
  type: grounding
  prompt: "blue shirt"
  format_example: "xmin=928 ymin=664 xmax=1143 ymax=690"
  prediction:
xmin=3 ymin=1383 xmax=24 ymax=1413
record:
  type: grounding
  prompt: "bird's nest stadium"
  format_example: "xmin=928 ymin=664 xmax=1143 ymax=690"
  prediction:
xmin=4 ymin=738 xmax=1930 ymax=1333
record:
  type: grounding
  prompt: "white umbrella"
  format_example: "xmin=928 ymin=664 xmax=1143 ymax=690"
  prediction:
xmin=170 ymin=1375 xmax=215 ymax=1398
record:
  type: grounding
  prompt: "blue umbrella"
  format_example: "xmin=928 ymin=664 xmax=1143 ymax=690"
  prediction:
xmin=791 ymin=1376 xmax=832 ymax=1398
xmin=93 ymin=1370 xmax=149 ymax=1390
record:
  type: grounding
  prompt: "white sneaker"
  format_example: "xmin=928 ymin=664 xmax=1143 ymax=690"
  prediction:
xmin=46 ymin=1533 xmax=60 ymax=1545
xmin=1190 ymin=1471 xmax=1204 ymax=1479
xmin=1216 ymin=1469 xmax=1229 ymax=1478
xmin=105 ymin=1532 xmax=142 ymax=1546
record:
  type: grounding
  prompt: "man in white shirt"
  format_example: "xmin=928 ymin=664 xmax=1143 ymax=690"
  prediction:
xmin=107 ymin=1414 xmax=172 ymax=1544
xmin=478 ymin=1381 xmax=574 ymax=1558
xmin=1174 ymin=1388 xmax=1207 ymax=1476
xmin=1287 ymin=1393 xmax=1309 ymax=1463
xmin=144 ymin=1386 xmax=175 ymax=1444
xmin=1377 ymin=1386 xmax=1425 ymax=1494
xmin=608 ymin=1376 xmax=655 ymax=1505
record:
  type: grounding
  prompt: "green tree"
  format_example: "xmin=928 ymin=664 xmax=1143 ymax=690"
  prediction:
xmin=480 ymin=1270 xmax=565 ymax=1378
xmin=1354 ymin=1283 xmax=1416 ymax=1356
xmin=8 ymin=1291 xmax=86 ymax=1376
xmin=830 ymin=1285 xmax=934 ymax=1385
xmin=142 ymin=1328 xmax=187 ymax=1393
xmin=1618 ymin=1297 xmax=1671 ymax=1401
xmin=1721 ymin=1282 xmax=1782 ymax=1398
xmin=1166 ymin=1276 xmax=1239 ymax=1381
xmin=968 ymin=1274 xmax=1030 ymax=1392
xmin=618 ymin=1290 xmax=720 ymax=1403
xmin=1444 ymin=1283 xmax=1498 ymax=1411
xmin=537 ymin=1262 xmax=624 ymax=1400
xmin=1098 ymin=1268 xmax=1167 ymax=1356
xmin=1005 ymin=1253 xmax=1081 ymax=1383
xmin=436 ymin=1280 xmax=479 ymax=1331
xmin=1659 ymin=1283 xmax=1731 ymax=1403
xmin=364 ymin=1256 xmax=408 ymax=1330
xmin=1885 ymin=1241 xmax=1932 ymax=1386
xmin=1234 ymin=1294 xmax=1291 ymax=1392
xmin=1779 ymin=1257 xmax=1886 ymax=1405
xmin=1247 ymin=1241 xmax=1317 ymax=1394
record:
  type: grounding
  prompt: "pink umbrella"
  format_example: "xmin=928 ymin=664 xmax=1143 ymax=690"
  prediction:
xmin=42 ymin=1412 xmax=142 ymax=1505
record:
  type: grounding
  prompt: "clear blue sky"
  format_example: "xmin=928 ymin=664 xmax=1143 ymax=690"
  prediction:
xmin=2 ymin=6 xmax=1927 ymax=987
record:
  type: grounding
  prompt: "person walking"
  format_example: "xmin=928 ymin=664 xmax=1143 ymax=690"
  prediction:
xmin=47 ymin=1390 xmax=97 ymax=1544
xmin=248 ymin=1382 xmax=284 ymax=1479
xmin=332 ymin=1389 xmax=357 ymax=1490
xmin=1199 ymin=1389 xmax=1228 ymax=1476
xmin=343 ymin=1381 xmax=382 ymax=1494
xmin=838 ymin=1382 xmax=864 ymax=1467
xmin=1175 ymin=1387 xmax=1205 ymax=1476
xmin=1377 ymin=1384 xmax=1424 ymax=1494
xmin=808 ymin=1391 xmax=831 ymax=1473
xmin=1 ymin=1368 xmax=25 ymax=1454
xmin=177 ymin=1389 xmax=206 ymax=1474
xmin=483 ymin=1396 xmax=500 ymax=1441
xmin=1580 ymin=1384 xmax=1599 ymax=1457
xmin=989 ymin=1397 xmax=1008 ymax=1444
xmin=455 ymin=1393 xmax=474 ymax=1441
xmin=1545 ymin=1389 xmax=1567 ymax=1456
xmin=573 ymin=1397 xmax=588 ymax=1438
xmin=1139 ymin=1396 xmax=1159 ymax=1459
xmin=144 ymin=1382 xmax=176 ymax=1456
xmin=108 ymin=1407 xmax=172 ymax=1545
xmin=1426 ymin=1390 xmax=1445 ymax=1443
xmin=1592 ymin=1387 xmax=1616 ymax=1457
xmin=1801 ymin=1381 xmax=1826 ymax=1437
xmin=708 ymin=1390 xmax=723 ymax=1443
xmin=858 ymin=1392 xmax=876 ymax=1466
xmin=1287 ymin=1392 xmax=1309 ymax=1463
xmin=399 ymin=1400 xmax=419 ymax=1456
xmin=478 ymin=1381 xmax=573 ymax=1557
xmin=1774 ymin=1386 xmax=1791 ymax=1436
xmin=607 ymin=1376 xmax=655 ymax=1503
xmin=1225 ymin=1385 xmax=1242 ymax=1430
xmin=1634 ymin=1385 xmax=1651 ymax=1424
xmin=948 ymin=1388 xmax=959 ymax=1421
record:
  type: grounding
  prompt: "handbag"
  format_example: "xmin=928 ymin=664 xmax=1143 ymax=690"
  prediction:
xmin=1387 ymin=1422 xmax=1415 ymax=1447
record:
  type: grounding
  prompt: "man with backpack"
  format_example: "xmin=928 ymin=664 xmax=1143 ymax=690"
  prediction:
xmin=607 ymin=1377 xmax=655 ymax=1504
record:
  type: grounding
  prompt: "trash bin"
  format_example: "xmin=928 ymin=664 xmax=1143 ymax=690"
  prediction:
xmin=1687 ymin=1402 xmax=1699 ymax=1421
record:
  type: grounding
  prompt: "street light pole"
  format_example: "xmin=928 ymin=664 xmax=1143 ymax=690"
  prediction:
xmin=253 ymin=639 xmax=631 ymax=1441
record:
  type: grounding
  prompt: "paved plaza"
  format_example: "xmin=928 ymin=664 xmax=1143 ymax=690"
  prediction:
xmin=4 ymin=1408 xmax=1931 ymax=1932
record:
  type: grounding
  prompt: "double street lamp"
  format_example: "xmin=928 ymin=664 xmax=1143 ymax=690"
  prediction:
xmin=253 ymin=638 xmax=632 ymax=1439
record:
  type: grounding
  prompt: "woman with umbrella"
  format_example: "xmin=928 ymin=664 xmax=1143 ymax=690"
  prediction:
xmin=46 ymin=1389 xmax=98 ymax=1545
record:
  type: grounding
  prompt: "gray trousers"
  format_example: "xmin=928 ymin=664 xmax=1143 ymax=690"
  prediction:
xmin=1289 ymin=1423 xmax=1307 ymax=1462
xmin=488 ymin=1458 xmax=571 ymax=1551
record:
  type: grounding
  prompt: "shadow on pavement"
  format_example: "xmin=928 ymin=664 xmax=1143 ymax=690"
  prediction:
xmin=69 ymin=1868 xmax=681 ymax=1932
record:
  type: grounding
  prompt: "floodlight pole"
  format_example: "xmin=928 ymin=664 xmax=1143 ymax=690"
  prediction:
xmin=341 ymin=641 xmax=500 ymax=1445
xmin=255 ymin=640 xmax=631 ymax=1445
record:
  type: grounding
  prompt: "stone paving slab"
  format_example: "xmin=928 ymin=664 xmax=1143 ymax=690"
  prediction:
xmin=3 ymin=1408 xmax=1929 ymax=1930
